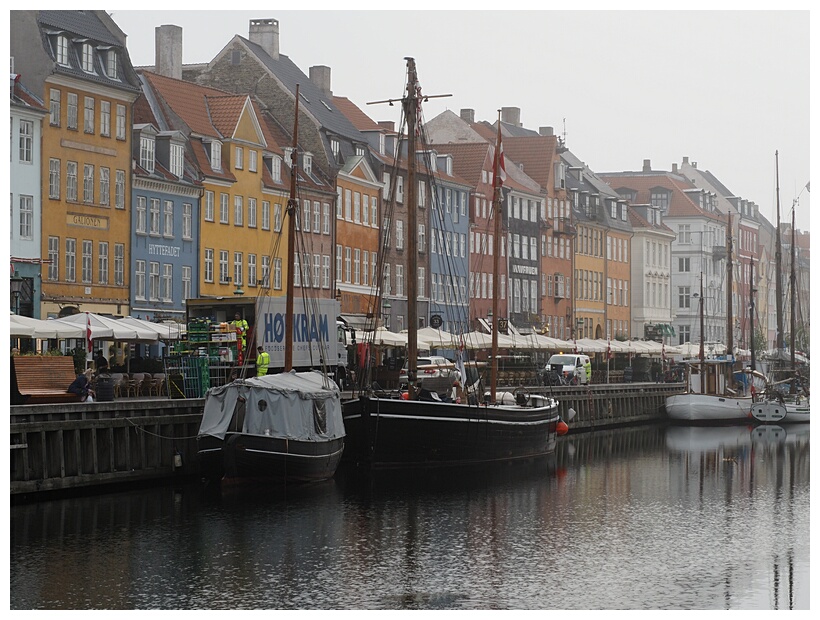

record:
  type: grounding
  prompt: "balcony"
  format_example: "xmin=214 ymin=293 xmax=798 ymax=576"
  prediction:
xmin=554 ymin=217 xmax=576 ymax=236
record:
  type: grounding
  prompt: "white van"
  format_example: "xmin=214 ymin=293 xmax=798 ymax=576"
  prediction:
xmin=544 ymin=353 xmax=590 ymax=385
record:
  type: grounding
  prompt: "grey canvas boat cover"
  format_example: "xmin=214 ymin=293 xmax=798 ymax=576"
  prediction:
xmin=199 ymin=370 xmax=345 ymax=442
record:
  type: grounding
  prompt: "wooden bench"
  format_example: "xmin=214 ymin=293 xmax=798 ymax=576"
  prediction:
xmin=11 ymin=356 xmax=83 ymax=405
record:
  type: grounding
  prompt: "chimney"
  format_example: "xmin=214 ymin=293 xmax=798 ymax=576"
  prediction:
xmin=501 ymin=106 xmax=521 ymax=127
xmin=642 ymin=159 xmax=651 ymax=172
xmin=309 ymin=65 xmax=332 ymax=98
xmin=155 ymin=25 xmax=182 ymax=80
xmin=682 ymin=156 xmax=689 ymax=165
xmin=672 ymin=163 xmax=678 ymax=174
xmin=249 ymin=18 xmax=279 ymax=60
xmin=460 ymin=108 xmax=475 ymax=123
xmin=378 ymin=120 xmax=395 ymax=132
xmin=539 ymin=126 xmax=554 ymax=136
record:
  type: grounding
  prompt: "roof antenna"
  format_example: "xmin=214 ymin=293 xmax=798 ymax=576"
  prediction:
xmin=562 ymin=118 xmax=567 ymax=146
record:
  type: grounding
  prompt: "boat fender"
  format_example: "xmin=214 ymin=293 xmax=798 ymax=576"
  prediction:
xmin=557 ymin=420 xmax=569 ymax=436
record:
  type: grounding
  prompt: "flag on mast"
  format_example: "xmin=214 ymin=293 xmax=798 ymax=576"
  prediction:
xmin=86 ymin=312 xmax=93 ymax=354
xmin=492 ymin=121 xmax=507 ymax=188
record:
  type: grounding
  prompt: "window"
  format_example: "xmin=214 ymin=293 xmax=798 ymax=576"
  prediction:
xmin=323 ymin=202 xmax=330 ymax=234
xmin=105 ymin=49 xmax=118 ymax=79
xmin=678 ymin=224 xmax=691 ymax=244
xmin=293 ymin=254 xmax=301 ymax=287
xmin=149 ymin=199 xmax=160 ymax=235
xmin=81 ymin=43 xmax=95 ymax=72
xmin=182 ymin=266 xmax=192 ymax=301
xmin=354 ymin=192 xmax=361 ymax=223
xmin=248 ymin=198 xmax=257 ymax=228
xmin=115 ymin=170 xmax=125 ymax=209
xmin=84 ymin=97 xmax=94 ymax=133
xmin=396 ymin=265 xmax=404 ymax=297
xmin=18 ymin=120 xmax=33 ymax=163
xmin=98 ymin=241 xmax=108 ymax=284
xmin=83 ymin=164 xmax=94 ymax=203
xmin=234 ymin=252 xmax=243 ymax=286
xmin=235 ymin=146 xmax=243 ymax=170
xmin=313 ymin=201 xmax=321 ymax=233
xmin=344 ymin=189 xmax=352 ymax=220
xmin=336 ymin=186 xmax=343 ymax=219
xmin=160 ymin=264 xmax=172 ymax=301
xmin=114 ymin=244 xmax=124 ymax=285
xmin=336 ymin=245 xmax=342 ymax=283
xmin=209 ymin=141 xmax=222 ymax=170
xmin=678 ymin=286 xmax=691 ymax=309
xmin=248 ymin=254 xmax=257 ymax=286
xmin=220 ymin=193 xmax=229 ymax=224
xmin=418 ymin=267 xmax=425 ymax=297
xmin=271 ymin=155 xmax=282 ymax=183
xmin=164 ymin=201 xmax=174 ymax=237
xmin=67 ymin=93 xmax=78 ymax=130
xmin=418 ymin=224 xmax=426 ymax=252
xmin=66 ymin=162 xmax=78 ymax=201
xmin=396 ymin=220 xmax=404 ymax=250
xmin=249 ymin=149 xmax=257 ymax=172
xmin=274 ymin=203 xmax=282 ymax=232
xmin=303 ymin=153 xmax=312 ymax=175
xmin=353 ymin=249 xmax=361 ymax=285
xmin=100 ymin=101 xmax=110 ymax=137
xmin=170 ymin=143 xmax=184 ymax=178
xmin=135 ymin=260 xmax=146 ymax=299
xmin=219 ymin=250 xmax=229 ymax=283
xmin=94 ymin=167 xmax=109 ymax=206
xmin=313 ymin=253 xmax=321 ymax=288
xmin=48 ymin=237 xmax=59 ymax=280
xmin=65 ymin=238 xmax=77 ymax=282
xmin=322 ymin=255 xmax=330 ymax=288
xmin=116 ymin=104 xmax=126 ymax=140
xmin=344 ymin=247 xmax=352 ymax=283
xmin=372 ymin=196 xmax=378 ymax=227
xmin=302 ymin=200 xmax=311 ymax=231
xmin=234 ymin=195 xmax=243 ymax=226
xmin=140 ymin=135 xmax=155 ymax=172
xmin=204 ymin=249 xmax=214 ymax=283
xmin=49 ymin=159 xmax=61 ymax=199
xmin=331 ymin=138 xmax=340 ymax=162
xmin=49 ymin=89 xmax=61 ymax=126
xmin=262 ymin=201 xmax=270 ymax=230
xmin=272 ymin=257 xmax=281 ymax=290
xmin=678 ymin=257 xmax=690 ymax=273
xmin=19 ymin=195 xmax=33 ymax=240
xmin=204 ymin=191 xmax=215 ymax=222
xmin=650 ymin=190 xmax=670 ymax=211
xmin=149 ymin=262 xmax=160 ymax=300
xmin=55 ymin=35 xmax=69 ymax=65
xmin=135 ymin=197 xmax=147 ymax=234
xmin=182 ymin=203 xmax=192 ymax=240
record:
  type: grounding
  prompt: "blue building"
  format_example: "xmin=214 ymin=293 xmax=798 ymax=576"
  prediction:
xmin=427 ymin=151 xmax=472 ymax=336
xmin=130 ymin=122 xmax=201 ymax=332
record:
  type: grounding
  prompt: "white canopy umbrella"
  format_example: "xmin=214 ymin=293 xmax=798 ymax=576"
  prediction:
xmin=54 ymin=312 xmax=158 ymax=342
xmin=416 ymin=326 xmax=457 ymax=349
xmin=460 ymin=330 xmax=515 ymax=350
xmin=10 ymin=312 xmax=86 ymax=339
xmin=118 ymin=316 xmax=184 ymax=340
xmin=574 ymin=338 xmax=608 ymax=353
xmin=362 ymin=326 xmax=407 ymax=347
xmin=506 ymin=332 xmax=545 ymax=350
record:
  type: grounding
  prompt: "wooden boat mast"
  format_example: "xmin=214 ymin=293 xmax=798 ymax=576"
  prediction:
xmin=404 ymin=58 xmax=419 ymax=398
xmin=284 ymin=84 xmax=300 ymax=372
xmin=490 ymin=111 xmax=504 ymax=404
xmin=789 ymin=206 xmax=796 ymax=392
xmin=725 ymin=211 xmax=733 ymax=393
xmin=774 ymin=150 xmax=784 ymax=352
xmin=699 ymin=272 xmax=705 ymax=394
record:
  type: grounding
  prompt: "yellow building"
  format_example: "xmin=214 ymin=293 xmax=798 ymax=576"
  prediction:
xmin=11 ymin=11 xmax=142 ymax=318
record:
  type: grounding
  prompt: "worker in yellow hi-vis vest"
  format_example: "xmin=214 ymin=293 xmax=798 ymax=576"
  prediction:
xmin=256 ymin=346 xmax=270 ymax=377
xmin=231 ymin=312 xmax=249 ymax=352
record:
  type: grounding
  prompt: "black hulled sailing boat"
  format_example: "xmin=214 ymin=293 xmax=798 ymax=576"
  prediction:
xmin=196 ymin=84 xmax=346 ymax=484
xmin=341 ymin=58 xmax=560 ymax=468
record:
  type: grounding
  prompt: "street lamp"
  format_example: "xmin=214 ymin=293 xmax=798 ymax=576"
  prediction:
xmin=10 ymin=271 xmax=23 ymax=315
xmin=382 ymin=299 xmax=391 ymax=328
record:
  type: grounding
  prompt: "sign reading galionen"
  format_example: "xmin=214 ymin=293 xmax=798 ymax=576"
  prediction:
xmin=255 ymin=298 xmax=340 ymax=369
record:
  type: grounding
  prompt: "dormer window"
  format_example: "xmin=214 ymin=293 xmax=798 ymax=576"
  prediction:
xmin=355 ymin=145 xmax=365 ymax=157
xmin=170 ymin=142 xmax=184 ymax=178
xmin=140 ymin=135 xmax=155 ymax=173
xmin=445 ymin=156 xmax=452 ymax=176
xmin=81 ymin=43 xmax=95 ymax=73
xmin=208 ymin=140 xmax=222 ymax=171
xmin=105 ymin=49 xmax=118 ymax=79
xmin=650 ymin=189 xmax=670 ymax=211
xmin=331 ymin=138 xmax=340 ymax=162
xmin=55 ymin=35 xmax=69 ymax=65
xmin=271 ymin=155 xmax=282 ymax=183
xmin=303 ymin=153 xmax=312 ymax=175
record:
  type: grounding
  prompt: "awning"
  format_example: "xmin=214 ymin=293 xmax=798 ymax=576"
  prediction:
xmin=656 ymin=323 xmax=675 ymax=337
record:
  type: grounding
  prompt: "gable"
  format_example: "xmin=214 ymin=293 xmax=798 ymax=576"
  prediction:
xmin=234 ymin=99 xmax=266 ymax=146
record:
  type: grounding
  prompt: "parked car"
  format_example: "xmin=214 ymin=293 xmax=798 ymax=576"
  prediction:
xmin=543 ymin=353 xmax=590 ymax=385
xmin=399 ymin=356 xmax=458 ymax=393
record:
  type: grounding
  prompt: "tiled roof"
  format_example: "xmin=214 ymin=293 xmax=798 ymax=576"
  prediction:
xmin=628 ymin=207 xmax=674 ymax=234
xmin=11 ymin=75 xmax=46 ymax=111
xmin=206 ymin=95 xmax=250 ymax=139
xmin=502 ymin=135 xmax=557 ymax=188
xmin=141 ymin=70 xmax=230 ymax=139
xmin=426 ymin=142 xmax=492 ymax=189
xmin=332 ymin=96 xmax=384 ymax=133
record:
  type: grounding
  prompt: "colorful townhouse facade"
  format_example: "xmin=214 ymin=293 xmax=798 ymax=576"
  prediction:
xmin=10 ymin=75 xmax=48 ymax=319
xmin=11 ymin=10 xmax=142 ymax=319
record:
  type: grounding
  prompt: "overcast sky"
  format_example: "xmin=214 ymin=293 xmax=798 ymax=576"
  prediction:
xmin=111 ymin=8 xmax=811 ymax=231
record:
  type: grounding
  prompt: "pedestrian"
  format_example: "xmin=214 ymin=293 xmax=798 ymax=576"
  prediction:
xmin=256 ymin=346 xmax=270 ymax=377
xmin=231 ymin=312 xmax=249 ymax=353
xmin=94 ymin=350 xmax=109 ymax=373
xmin=68 ymin=368 xmax=96 ymax=402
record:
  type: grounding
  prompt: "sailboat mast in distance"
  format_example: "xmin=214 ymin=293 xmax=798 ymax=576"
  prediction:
xmin=774 ymin=150 xmax=784 ymax=351
xmin=790 ymin=206 xmax=796 ymax=390
xmin=405 ymin=58 xmax=418 ymax=398
xmin=726 ymin=211 xmax=733 ymax=378
xmin=285 ymin=84 xmax=300 ymax=372
xmin=491 ymin=110 xmax=505 ymax=405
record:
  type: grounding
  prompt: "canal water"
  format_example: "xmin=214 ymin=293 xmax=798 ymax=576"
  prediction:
xmin=9 ymin=423 xmax=810 ymax=610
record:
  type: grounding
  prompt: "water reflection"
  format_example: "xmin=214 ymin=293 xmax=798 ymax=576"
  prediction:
xmin=10 ymin=424 xmax=809 ymax=610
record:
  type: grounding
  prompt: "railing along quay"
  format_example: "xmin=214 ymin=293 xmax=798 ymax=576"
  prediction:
xmin=10 ymin=382 xmax=682 ymax=498
xmin=10 ymin=397 xmax=204 ymax=497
